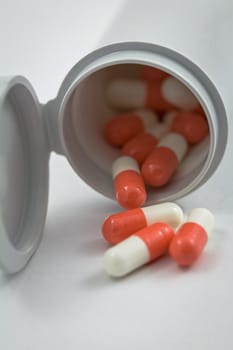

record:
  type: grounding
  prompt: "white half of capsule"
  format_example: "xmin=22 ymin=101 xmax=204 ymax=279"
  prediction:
xmin=186 ymin=208 xmax=215 ymax=238
xmin=147 ymin=123 xmax=169 ymax=140
xmin=163 ymin=110 xmax=177 ymax=128
xmin=161 ymin=77 xmax=199 ymax=110
xmin=158 ymin=132 xmax=188 ymax=162
xmin=112 ymin=156 xmax=140 ymax=178
xmin=141 ymin=202 xmax=184 ymax=229
xmin=135 ymin=109 xmax=159 ymax=129
xmin=104 ymin=235 xmax=150 ymax=277
xmin=106 ymin=80 xmax=146 ymax=109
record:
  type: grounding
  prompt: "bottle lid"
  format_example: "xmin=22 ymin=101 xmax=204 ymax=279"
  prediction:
xmin=0 ymin=76 xmax=49 ymax=273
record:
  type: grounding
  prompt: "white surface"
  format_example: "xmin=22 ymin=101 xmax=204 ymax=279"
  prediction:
xmin=0 ymin=1 xmax=233 ymax=350
xmin=104 ymin=235 xmax=150 ymax=277
xmin=142 ymin=202 xmax=184 ymax=228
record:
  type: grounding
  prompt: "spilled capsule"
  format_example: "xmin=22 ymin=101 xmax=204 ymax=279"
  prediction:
xmin=169 ymin=208 xmax=214 ymax=266
xmin=104 ymin=222 xmax=175 ymax=277
xmin=112 ymin=156 xmax=146 ymax=209
xmin=102 ymin=202 xmax=184 ymax=244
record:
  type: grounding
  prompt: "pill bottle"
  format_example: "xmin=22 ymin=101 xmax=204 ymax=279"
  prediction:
xmin=0 ymin=2 xmax=230 ymax=273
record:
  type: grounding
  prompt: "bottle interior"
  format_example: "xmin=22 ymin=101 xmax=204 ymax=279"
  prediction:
xmin=62 ymin=64 xmax=210 ymax=204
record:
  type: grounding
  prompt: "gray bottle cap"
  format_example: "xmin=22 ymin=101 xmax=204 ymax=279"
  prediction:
xmin=0 ymin=76 xmax=49 ymax=273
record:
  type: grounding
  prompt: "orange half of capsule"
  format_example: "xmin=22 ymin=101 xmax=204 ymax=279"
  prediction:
xmin=104 ymin=113 xmax=144 ymax=147
xmin=141 ymin=66 xmax=169 ymax=82
xmin=141 ymin=147 xmax=179 ymax=187
xmin=145 ymin=82 xmax=175 ymax=112
xmin=114 ymin=170 xmax=147 ymax=209
xmin=121 ymin=132 xmax=158 ymax=165
xmin=135 ymin=222 xmax=175 ymax=260
xmin=169 ymin=222 xmax=208 ymax=266
xmin=102 ymin=208 xmax=147 ymax=245
xmin=171 ymin=112 xmax=209 ymax=145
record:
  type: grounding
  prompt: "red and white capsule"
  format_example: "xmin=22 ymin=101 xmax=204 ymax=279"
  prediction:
xmin=121 ymin=123 xmax=168 ymax=165
xmin=102 ymin=202 xmax=184 ymax=245
xmin=106 ymin=77 xmax=199 ymax=112
xmin=104 ymin=109 xmax=158 ymax=147
xmin=163 ymin=111 xmax=209 ymax=144
xmin=171 ymin=112 xmax=209 ymax=145
xmin=169 ymin=208 xmax=215 ymax=266
xmin=112 ymin=156 xmax=146 ymax=209
xmin=141 ymin=132 xmax=188 ymax=187
xmin=104 ymin=222 xmax=175 ymax=277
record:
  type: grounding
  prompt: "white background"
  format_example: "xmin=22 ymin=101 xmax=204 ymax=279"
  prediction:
xmin=0 ymin=1 xmax=233 ymax=349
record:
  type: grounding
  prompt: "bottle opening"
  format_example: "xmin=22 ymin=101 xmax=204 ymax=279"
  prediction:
xmin=62 ymin=63 xmax=211 ymax=204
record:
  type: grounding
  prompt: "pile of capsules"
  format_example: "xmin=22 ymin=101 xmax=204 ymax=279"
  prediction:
xmin=100 ymin=66 xmax=212 ymax=277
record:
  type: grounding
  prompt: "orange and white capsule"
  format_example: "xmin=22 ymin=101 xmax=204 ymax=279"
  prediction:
xmin=102 ymin=202 xmax=183 ymax=245
xmin=104 ymin=109 xmax=158 ymax=147
xmin=163 ymin=111 xmax=209 ymax=144
xmin=141 ymin=66 xmax=169 ymax=82
xmin=104 ymin=222 xmax=175 ymax=277
xmin=112 ymin=156 xmax=146 ymax=209
xmin=169 ymin=208 xmax=214 ymax=266
xmin=141 ymin=132 xmax=188 ymax=187
xmin=106 ymin=77 xmax=199 ymax=112
xmin=121 ymin=123 xmax=168 ymax=165
xmin=171 ymin=112 xmax=209 ymax=145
